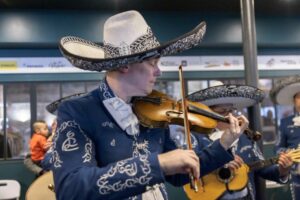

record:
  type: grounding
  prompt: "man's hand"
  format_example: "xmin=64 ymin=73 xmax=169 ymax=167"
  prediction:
xmin=43 ymin=140 xmax=52 ymax=150
xmin=158 ymin=149 xmax=200 ymax=178
xmin=227 ymin=155 xmax=244 ymax=171
xmin=278 ymin=152 xmax=293 ymax=177
xmin=220 ymin=114 xmax=249 ymax=150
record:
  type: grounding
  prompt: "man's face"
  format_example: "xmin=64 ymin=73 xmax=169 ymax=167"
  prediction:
xmin=294 ymin=92 xmax=300 ymax=112
xmin=126 ymin=57 xmax=161 ymax=96
xmin=210 ymin=104 xmax=235 ymax=116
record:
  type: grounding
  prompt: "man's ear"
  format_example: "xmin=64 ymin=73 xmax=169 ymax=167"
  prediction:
xmin=119 ymin=66 xmax=129 ymax=73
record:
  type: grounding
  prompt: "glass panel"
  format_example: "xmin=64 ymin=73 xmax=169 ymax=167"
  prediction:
xmin=36 ymin=83 xmax=60 ymax=128
xmin=187 ymin=80 xmax=208 ymax=94
xmin=86 ymin=81 xmax=100 ymax=92
xmin=0 ymin=85 xmax=5 ymax=159
xmin=259 ymin=79 xmax=277 ymax=144
xmin=61 ymin=82 xmax=86 ymax=96
xmin=220 ymin=79 xmax=246 ymax=85
xmin=272 ymin=78 xmax=294 ymax=147
xmin=208 ymin=80 xmax=224 ymax=87
xmin=276 ymin=105 xmax=294 ymax=124
xmin=154 ymin=80 xmax=181 ymax=100
xmin=6 ymin=83 xmax=30 ymax=159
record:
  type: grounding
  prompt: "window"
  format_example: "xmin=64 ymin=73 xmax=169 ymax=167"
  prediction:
xmin=6 ymin=84 xmax=30 ymax=159
xmin=154 ymin=80 xmax=181 ymax=100
xmin=62 ymin=82 xmax=86 ymax=96
xmin=36 ymin=83 xmax=60 ymax=128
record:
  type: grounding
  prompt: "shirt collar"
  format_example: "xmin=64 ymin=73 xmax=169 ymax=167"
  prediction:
xmin=98 ymin=78 xmax=140 ymax=136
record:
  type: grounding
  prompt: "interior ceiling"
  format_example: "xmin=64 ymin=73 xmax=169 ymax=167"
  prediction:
xmin=0 ymin=0 xmax=299 ymax=15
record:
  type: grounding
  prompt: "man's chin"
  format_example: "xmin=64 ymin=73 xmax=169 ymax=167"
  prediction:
xmin=146 ymin=88 xmax=154 ymax=95
xmin=133 ymin=90 xmax=151 ymax=97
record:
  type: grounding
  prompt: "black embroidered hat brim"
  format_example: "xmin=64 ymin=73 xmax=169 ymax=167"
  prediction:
xmin=270 ymin=75 xmax=300 ymax=105
xmin=59 ymin=22 xmax=206 ymax=72
xmin=46 ymin=93 xmax=87 ymax=115
xmin=186 ymin=85 xmax=265 ymax=109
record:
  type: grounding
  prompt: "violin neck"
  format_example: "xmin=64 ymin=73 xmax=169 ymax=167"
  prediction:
xmin=188 ymin=104 xmax=228 ymax=123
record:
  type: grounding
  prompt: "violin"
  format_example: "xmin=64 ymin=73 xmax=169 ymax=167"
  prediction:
xmin=133 ymin=90 xmax=217 ymax=133
xmin=132 ymin=90 xmax=261 ymax=140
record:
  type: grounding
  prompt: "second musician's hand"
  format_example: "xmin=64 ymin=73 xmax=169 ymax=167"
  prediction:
xmin=220 ymin=113 xmax=249 ymax=150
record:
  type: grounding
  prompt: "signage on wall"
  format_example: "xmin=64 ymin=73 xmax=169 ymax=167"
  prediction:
xmin=159 ymin=55 xmax=300 ymax=71
xmin=0 ymin=57 xmax=84 ymax=73
xmin=0 ymin=56 xmax=299 ymax=73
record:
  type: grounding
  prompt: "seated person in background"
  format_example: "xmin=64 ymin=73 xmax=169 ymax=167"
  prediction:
xmin=24 ymin=153 xmax=43 ymax=176
xmin=29 ymin=120 xmax=50 ymax=167
xmin=181 ymin=84 xmax=293 ymax=200
xmin=0 ymin=132 xmax=11 ymax=158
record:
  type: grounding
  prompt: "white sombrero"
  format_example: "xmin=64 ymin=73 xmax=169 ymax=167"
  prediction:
xmin=46 ymin=93 xmax=87 ymax=115
xmin=59 ymin=10 xmax=206 ymax=72
xmin=270 ymin=75 xmax=300 ymax=105
xmin=186 ymin=84 xmax=265 ymax=109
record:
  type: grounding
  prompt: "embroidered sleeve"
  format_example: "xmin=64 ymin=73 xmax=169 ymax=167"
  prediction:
xmin=196 ymin=140 xmax=234 ymax=175
xmin=255 ymin=164 xmax=283 ymax=183
xmin=252 ymin=142 xmax=284 ymax=184
xmin=253 ymin=142 xmax=265 ymax=161
xmin=52 ymin=101 xmax=164 ymax=200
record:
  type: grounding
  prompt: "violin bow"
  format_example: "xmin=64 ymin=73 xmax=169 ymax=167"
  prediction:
xmin=178 ymin=65 xmax=199 ymax=192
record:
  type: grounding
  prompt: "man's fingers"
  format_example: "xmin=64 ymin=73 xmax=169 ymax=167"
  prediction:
xmin=279 ymin=153 xmax=293 ymax=167
xmin=237 ymin=115 xmax=249 ymax=133
xmin=280 ymin=153 xmax=293 ymax=162
xmin=184 ymin=156 xmax=200 ymax=178
xmin=227 ymin=162 xmax=240 ymax=170
xmin=187 ymin=150 xmax=199 ymax=163
xmin=234 ymin=155 xmax=244 ymax=164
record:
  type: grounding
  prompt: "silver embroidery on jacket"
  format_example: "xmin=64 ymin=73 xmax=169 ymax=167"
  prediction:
xmin=239 ymin=145 xmax=252 ymax=154
xmin=110 ymin=139 xmax=116 ymax=147
xmin=247 ymin=181 xmax=255 ymax=200
xmin=96 ymin=140 xmax=152 ymax=195
xmin=52 ymin=150 xmax=63 ymax=168
xmin=160 ymin=183 xmax=168 ymax=199
xmin=99 ymin=81 xmax=113 ymax=100
xmin=52 ymin=120 xmax=94 ymax=168
xmin=102 ymin=121 xmax=114 ymax=128
xmin=253 ymin=143 xmax=265 ymax=160
xmin=51 ymin=126 xmax=63 ymax=168
xmin=82 ymin=139 xmax=93 ymax=163
xmin=62 ymin=131 xmax=79 ymax=152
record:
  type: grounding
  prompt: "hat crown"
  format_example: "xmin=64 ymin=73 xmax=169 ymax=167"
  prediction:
xmin=103 ymin=10 xmax=160 ymax=57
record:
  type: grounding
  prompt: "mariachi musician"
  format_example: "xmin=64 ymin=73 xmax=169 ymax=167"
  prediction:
xmin=181 ymin=84 xmax=293 ymax=200
xmin=270 ymin=75 xmax=300 ymax=200
xmin=48 ymin=10 xmax=249 ymax=200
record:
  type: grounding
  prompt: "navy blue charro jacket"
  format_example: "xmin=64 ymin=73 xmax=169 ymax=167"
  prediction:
xmin=276 ymin=114 xmax=300 ymax=187
xmin=276 ymin=114 xmax=300 ymax=153
xmin=50 ymin=80 xmax=234 ymax=200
